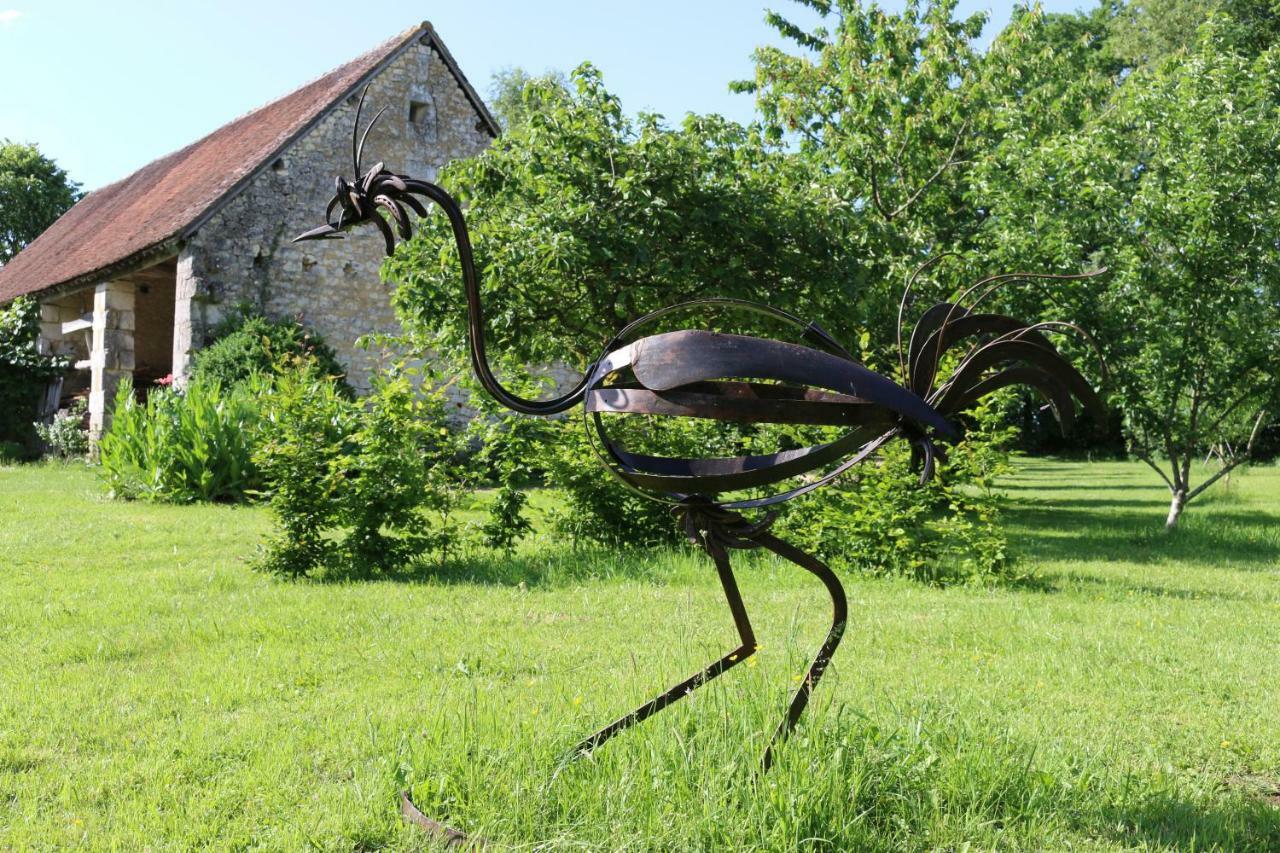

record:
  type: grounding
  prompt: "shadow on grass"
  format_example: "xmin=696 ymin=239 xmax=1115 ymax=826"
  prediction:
xmin=1004 ymin=502 xmax=1280 ymax=570
xmin=784 ymin=709 xmax=1280 ymax=851
xmin=1098 ymin=788 xmax=1280 ymax=851
xmin=316 ymin=543 xmax=708 ymax=589
xmin=1003 ymin=482 xmax=1152 ymax=492
xmin=1017 ymin=497 xmax=1181 ymax=508
xmin=1035 ymin=570 xmax=1274 ymax=603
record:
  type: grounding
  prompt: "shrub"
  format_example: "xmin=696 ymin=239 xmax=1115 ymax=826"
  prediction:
xmin=464 ymin=387 xmax=558 ymax=553
xmin=253 ymin=362 xmax=464 ymax=578
xmin=775 ymin=404 xmax=1017 ymax=585
xmin=341 ymin=370 xmax=465 ymax=571
xmin=543 ymin=414 xmax=751 ymax=548
xmin=479 ymin=485 xmax=532 ymax=553
xmin=98 ymin=376 xmax=266 ymax=502
xmin=0 ymin=296 xmax=66 ymax=451
xmin=34 ymin=398 xmax=88 ymax=461
xmin=191 ymin=311 xmax=349 ymax=393
xmin=247 ymin=364 xmax=352 ymax=577
xmin=541 ymin=400 xmax=1017 ymax=584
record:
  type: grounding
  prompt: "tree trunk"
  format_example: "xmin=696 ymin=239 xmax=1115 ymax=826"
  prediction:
xmin=1165 ymin=489 xmax=1187 ymax=530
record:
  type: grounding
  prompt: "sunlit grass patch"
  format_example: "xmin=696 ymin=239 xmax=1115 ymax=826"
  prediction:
xmin=1 ymin=460 xmax=1277 ymax=849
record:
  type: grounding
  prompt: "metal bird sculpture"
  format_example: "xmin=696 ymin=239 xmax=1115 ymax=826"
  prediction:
xmin=295 ymin=91 xmax=1106 ymax=785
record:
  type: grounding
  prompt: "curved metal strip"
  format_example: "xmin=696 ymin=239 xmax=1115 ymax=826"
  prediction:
xmin=721 ymin=431 xmax=897 ymax=510
xmin=602 ymin=427 xmax=873 ymax=495
xmin=625 ymin=331 xmax=956 ymax=438
xmin=586 ymin=383 xmax=896 ymax=428
xmin=604 ymin=297 xmax=853 ymax=360
xmin=396 ymin=189 xmax=428 ymax=218
xmin=907 ymin=303 xmax=967 ymax=391
xmin=368 ymin=209 xmax=396 ymax=256
xmin=934 ymin=339 xmax=1104 ymax=425
xmin=400 ymin=179 xmax=592 ymax=415
xmin=910 ymin=313 xmax=1059 ymax=396
xmin=944 ymin=366 xmax=1078 ymax=434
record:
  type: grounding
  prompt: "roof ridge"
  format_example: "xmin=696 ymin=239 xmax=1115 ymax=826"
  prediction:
xmin=0 ymin=21 xmax=494 ymax=303
xmin=80 ymin=24 xmax=425 ymax=202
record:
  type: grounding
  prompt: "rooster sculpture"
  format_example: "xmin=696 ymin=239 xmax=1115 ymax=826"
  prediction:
xmin=295 ymin=92 xmax=1105 ymax=785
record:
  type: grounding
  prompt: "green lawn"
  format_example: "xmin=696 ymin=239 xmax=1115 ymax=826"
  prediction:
xmin=1 ymin=460 xmax=1278 ymax=850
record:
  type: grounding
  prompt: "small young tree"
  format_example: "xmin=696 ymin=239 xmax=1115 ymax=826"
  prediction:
xmin=0 ymin=141 xmax=81 ymax=263
xmin=982 ymin=23 xmax=1280 ymax=527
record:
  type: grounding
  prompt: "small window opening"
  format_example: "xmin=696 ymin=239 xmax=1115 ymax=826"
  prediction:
xmin=409 ymin=100 xmax=431 ymax=125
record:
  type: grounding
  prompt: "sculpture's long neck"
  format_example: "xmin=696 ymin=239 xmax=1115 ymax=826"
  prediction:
xmin=406 ymin=181 xmax=587 ymax=416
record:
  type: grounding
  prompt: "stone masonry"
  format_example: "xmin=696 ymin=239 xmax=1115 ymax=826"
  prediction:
xmin=176 ymin=36 xmax=493 ymax=394
xmin=89 ymin=280 xmax=135 ymax=439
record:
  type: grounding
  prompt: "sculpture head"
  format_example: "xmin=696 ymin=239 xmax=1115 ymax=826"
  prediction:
xmin=292 ymin=87 xmax=429 ymax=256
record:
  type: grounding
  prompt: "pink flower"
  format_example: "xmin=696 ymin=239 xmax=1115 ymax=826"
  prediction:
xmin=156 ymin=374 xmax=175 ymax=387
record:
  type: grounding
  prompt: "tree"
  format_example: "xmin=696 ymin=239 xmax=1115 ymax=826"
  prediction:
xmin=1036 ymin=2 xmax=1128 ymax=78
xmin=1107 ymin=0 xmax=1280 ymax=66
xmin=736 ymin=0 xmax=1114 ymax=350
xmin=0 ymin=141 xmax=81 ymax=264
xmin=1107 ymin=0 xmax=1217 ymax=64
xmin=385 ymin=64 xmax=862 ymax=372
xmin=487 ymin=67 xmax=570 ymax=132
xmin=0 ymin=296 xmax=67 ymax=450
xmin=981 ymin=23 xmax=1280 ymax=528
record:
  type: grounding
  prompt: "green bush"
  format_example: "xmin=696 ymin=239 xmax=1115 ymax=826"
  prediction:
xmin=463 ymin=387 xmax=558 ymax=552
xmin=543 ymin=414 xmax=753 ymax=548
xmin=0 ymin=296 xmax=66 ymax=451
xmin=191 ymin=311 xmax=349 ymax=393
xmin=541 ymin=401 xmax=1017 ymax=585
xmin=775 ymin=405 xmax=1017 ymax=585
xmin=252 ymin=363 xmax=464 ymax=578
xmin=98 ymin=376 xmax=266 ymax=503
xmin=34 ymin=398 xmax=88 ymax=461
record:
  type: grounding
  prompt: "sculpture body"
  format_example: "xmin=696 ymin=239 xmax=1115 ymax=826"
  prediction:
xmin=295 ymin=93 xmax=1105 ymax=782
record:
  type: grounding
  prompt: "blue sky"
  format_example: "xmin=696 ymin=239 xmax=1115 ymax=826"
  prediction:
xmin=1 ymin=0 xmax=1086 ymax=191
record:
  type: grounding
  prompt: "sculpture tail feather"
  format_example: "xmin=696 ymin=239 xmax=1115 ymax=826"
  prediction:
xmin=903 ymin=295 xmax=1107 ymax=438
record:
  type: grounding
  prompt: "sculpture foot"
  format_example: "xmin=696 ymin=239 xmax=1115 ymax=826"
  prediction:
xmin=400 ymin=791 xmax=484 ymax=848
xmin=567 ymin=499 xmax=849 ymax=774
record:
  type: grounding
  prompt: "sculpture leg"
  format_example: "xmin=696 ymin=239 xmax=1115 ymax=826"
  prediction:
xmin=749 ymin=532 xmax=848 ymax=773
xmin=569 ymin=535 xmax=756 ymax=758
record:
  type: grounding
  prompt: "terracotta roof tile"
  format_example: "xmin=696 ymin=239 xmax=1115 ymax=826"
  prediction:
xmin=0 ymin=22 xmax=487 ymax=303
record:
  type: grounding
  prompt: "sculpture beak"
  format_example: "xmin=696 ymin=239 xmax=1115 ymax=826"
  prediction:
xmin=292 ymin=222 xmax=344 ymax=243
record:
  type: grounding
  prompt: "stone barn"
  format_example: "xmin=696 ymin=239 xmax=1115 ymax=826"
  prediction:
xmin=0 ymin=22 xmax=497 ymax=437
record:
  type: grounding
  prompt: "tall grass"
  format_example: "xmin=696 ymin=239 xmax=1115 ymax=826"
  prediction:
xmin=98 ymin=376 xmax=266 ymax=502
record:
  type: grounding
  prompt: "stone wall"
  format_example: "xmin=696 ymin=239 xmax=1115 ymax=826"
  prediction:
xmin=36 ymin=291 xmax=94 ymax=409
xmin=88 ymin=280 xmax=135 ymax=439
xmin=178 ymin=37 xmax=493 ymax=393
xmin=131 ymin=276 xmax=175 ymax=382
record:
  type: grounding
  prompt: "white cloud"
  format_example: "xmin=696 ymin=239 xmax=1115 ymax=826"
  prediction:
xmin=0 ymin=10 xmax=22 ymax=26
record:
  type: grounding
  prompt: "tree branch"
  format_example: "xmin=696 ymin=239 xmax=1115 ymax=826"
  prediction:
xmin=1134 ymin=451 xmax=1175 ymax=492
xmin=867 ymin=164 xmax=893 ymax=221
xmin=888 ymin=122 xmax=970 ymax=220
xmin=1186 ymin=456 xmax=1246 ymax=501
xmin=1185 ymin=411 xmax=1270 ymax=502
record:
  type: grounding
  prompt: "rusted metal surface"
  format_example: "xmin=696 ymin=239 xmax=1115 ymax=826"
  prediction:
xmin=295 ymin=91 xmax=1106 ymax=820
xmin=399 ymin=791 xmax=483 ymax=848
